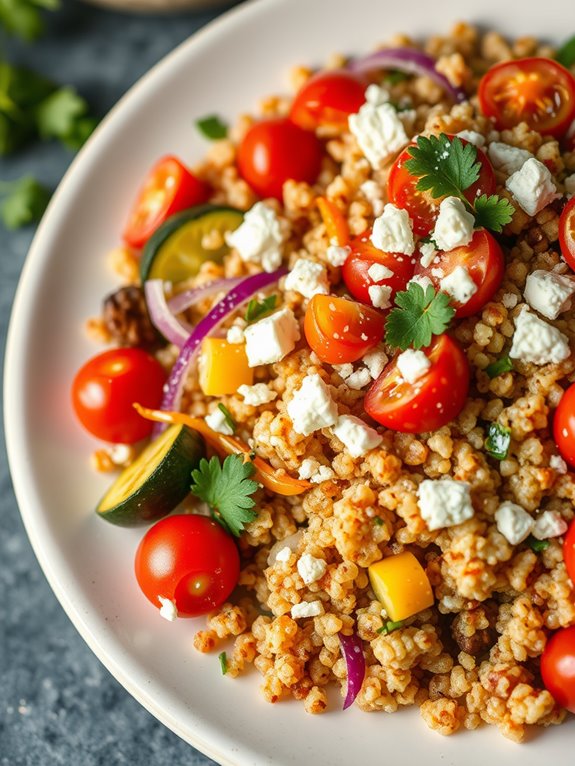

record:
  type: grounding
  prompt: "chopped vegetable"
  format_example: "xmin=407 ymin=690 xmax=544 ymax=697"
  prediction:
xmin=317 ymin=196 xmax=349 ymax=246
xmin=385 ymin=283 xmax=455 ymax=351
xmin=168 ymin=278 xmax=242 ymax=315
xmin=217 ymin=404 xmax=236 ymax=434
xmin=244 ymin=294 xmax=277 ymax=324
xmin=0 ymin=176 xmax=51 ymax=229
xmin=485 ymin=356 xmax=513 ymax=378
xmin=144 ymin=280 xmax=192 ymax=348
xmin=484 ymin=423 xmax=511 ymax=461
xmin=377 ymin=619 xmax=404 ymax=635
xmin=527 ymin=536 xmax=550 ymax=553
xmin=368 ymin=551 xmax=434 ymax=621
xmin=199 ymin=338 xmax=253 ymax=396
xmin=556 ymin=36 xmax=575 ymax=69
xmin=196 ymin=114 xmax=228 ymax=140
xmin=218 ymin=651 xmax=228 ymax=675
xmin=338 ymin=632 xmax=366 ymax=710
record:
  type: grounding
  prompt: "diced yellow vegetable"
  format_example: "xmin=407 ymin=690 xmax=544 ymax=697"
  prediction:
xmin=199 ymin=338 xmax=253 ymax=396
xmin=368 ymin=551 xmax=434 ymax=622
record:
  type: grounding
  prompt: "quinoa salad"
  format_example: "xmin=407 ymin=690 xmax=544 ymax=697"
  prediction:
xmin=71 ymin=22 xmax=575 ymax=742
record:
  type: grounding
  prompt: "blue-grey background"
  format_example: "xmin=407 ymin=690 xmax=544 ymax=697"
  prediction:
xmin=0 ymin=2 xmax=240 ymax=763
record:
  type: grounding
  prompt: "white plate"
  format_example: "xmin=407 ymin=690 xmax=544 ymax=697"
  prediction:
xmin=5 ymin=0 xmax=575 ymax=763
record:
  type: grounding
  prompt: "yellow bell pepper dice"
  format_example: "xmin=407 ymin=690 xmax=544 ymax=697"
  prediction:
xmin=199 ymin=338 xmax=253 ymax=396
xmin=368 ymin=551 xmax=434 ymax=622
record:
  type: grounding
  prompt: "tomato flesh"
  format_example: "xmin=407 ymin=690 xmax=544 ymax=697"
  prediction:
xmin=414 ymin=229 xmax=505 ymax=318
xmin=553 ymin=382 xmax=575 ymax=470
xmin=564 ymin=520 xmax=575 ymax=588
xmin=72 ymin=348 xmax=166 ymax=443
xmin=289 ymin=70 xmax=366 ymax=130
xmin=237 ymin=117 xmax=323 ymax=200
xmin=559 ymin=197 xmax=575 ymax=272
xmin=478 ymin=58 xmax=575 ymax=138
xmin=364 ymin=334 xmax=470 ymax=433
xmin=123 ymin=156 xmax=209 ymax=249
xmin=304 ymin=294 xmax=385 ymax=364
xmin=541 ymin=626 xmax=575 ymax=714
xmin=135 ymin=515 xmax=240 ymax=618
xmin=387 ymin=138 xmax=496 ymax=236
xmin=342 ymin=229 xmax=415 ymax=306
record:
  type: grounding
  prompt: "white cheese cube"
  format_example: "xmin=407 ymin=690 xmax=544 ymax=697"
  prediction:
xmin=524 ymin=270 xmax=575 ymax=320
xmin=362 ymin=348 xmax=388 ymax=379
xmin=396 ymin=348 xmax=431 ymax=383
xmin=487 ymin=142 xmax=533 ymax=175
xmin=158 ymin=596 xmax=178 ymax=622
xmin=297 ymin=553 xmax=327 ymax=584
xmin=506 ymin=158 xmax=560 ymax=217
xmin=326 ymin=243 xmax=351 ymax=267
xmin=456 ymin=130 xmax=486 ymax=147
xmin=371 ymin=204 xmax=415 ymax=255
xmin=332 ymin=362 xmax=354 ymax=380
xmin=432 ymin=197 xmax=475 ymax=252
xmin=408 ymin=275 xmax=433 ymax=291
xmin=418 ymin=479 xmax=474 ymax=531
xmin=360 ymin=180 xmax=385 ymax=216
xmin=367 ymin=262 xmax=394 ymax=282
xmin=237 ymin=383 xmax=277 ymax=406
xmin=495 ymin=501 xmax=534 ymax=545
xmin=509 ymin=306 xmax=570 ymax=365
xmin=550 ymin=455 xmax=568 ymax=474
xmin=205 ymin=408 xmax=234 ymax=435
xmin=226 ymin=325 xmax=245 ymax=344
xmin=348 ymin=96 xmax=409 ymax=168
xmin=331 ymin=414 xmax=382 ymax=458
xmin=244 ymin=308 xmax=300 ymax=367
xmin=275 ymin=546 xmax=292 ymax=563
xmin=565 ymin=173 xmax=575 ymax=198
xmin=344 ymin=368 xmax=372 ymax=390
xmin=286 ymin=373 xmax=338 ymax=435
xmin=284 ymin=258 xmax=329 ymax=299
xmin=440 ymin=265 xmax=478 ymax=306
xmin=419 ymin=241 xmax=437 ymax=268
xmin=225 ymin=202 xmax=285 ymax=272
xmin=532 ymin=510 xmax=568 ymax=540
xmin=291 ymin=600 xmax=324 ymax=619
xmin=368 ymin=283 xmax=392 ymax=309
xmin=298 ymin=458 xmax=335 ymax=484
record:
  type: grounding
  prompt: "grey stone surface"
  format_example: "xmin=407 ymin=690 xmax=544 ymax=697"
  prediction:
xmin=0 ymin=2 xmax=239 ymax=763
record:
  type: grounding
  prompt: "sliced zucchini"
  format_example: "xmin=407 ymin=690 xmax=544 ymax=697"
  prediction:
xmin=96 ymin=424 xmax=205 ymax=527
xmin=140 ymin=204 xmax=244 ymax=283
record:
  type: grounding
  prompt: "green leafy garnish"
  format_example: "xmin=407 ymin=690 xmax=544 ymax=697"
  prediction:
xmin=484 ymin=423 xmax=511 ymax=461
xmin=527 ymin=536 xmax=550 ymax=553
xmin=385 ymin=282 xmax=455 ymax=351
xmin=196 ymin=114 xmax=228 ymax=140
xmin=556 ymin=36 xmax=575 ymax=69
xmin=190 ymin=454 xmax=259 ymax=537
xmin=485 ymin=356 xmax=513 ymax=379
xmin=384 ymin=70 xmax=410 ymax=85
xmin=474 ymin=194 xmax=515 ymax=233
xmin=217 ymin=403 xmax=236 ymax=434
xmin=377 ymin=620 xmax=404 ymax=635
xmin=0 ymin=176 xmax=51 ymax=229
xmin=35 ymin=86 xmax=96 ymax=147
xmin=244 ymin=294 xmax=277 ymax=324
xmin=0 ymin=0 xmax=60 ymax=41
xmin=218 ymin=651 xmax=228 ymax=675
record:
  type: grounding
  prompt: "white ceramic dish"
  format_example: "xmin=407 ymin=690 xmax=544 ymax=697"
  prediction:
xmin=5 ymin=0 xmax=575 ymax=763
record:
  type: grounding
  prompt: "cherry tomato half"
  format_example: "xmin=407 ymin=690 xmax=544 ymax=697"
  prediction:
xmin=364 ymin=334 xmax=470 ymax=433
xmin=564 ymin=520 xmax=575 ymax=587
xmin=135 ymin=515 xmax=240 ymax=618
xmin=559 ymin=197 xmax=575 ymax=272
xmin=304 ymin=294 xmax=385 ymax=364
xmin=553 ymin=382 xmax=575 ymax=470
xmin=478 ymin=58 xmax=575 ymax=138
xmin=541 ymin=626 xmax=575 ymax=714
xmin=289 ymin=70 xmax=366 ymax=130
xmin=413 ymin=230 xmax=505 ymax=318
xmin=72 ymin=348 xmax=166 ymax=443
xmin=123 ymin=156 xmax=210 ymax=249
xmin=387 ymin=138 xmax=496 ymax=236
xmin=237 ymin=117 xmax=323 ymax=200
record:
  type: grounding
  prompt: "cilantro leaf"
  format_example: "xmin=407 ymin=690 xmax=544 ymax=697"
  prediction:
xmin=556 ymin=35 xmax=575 ymax=69
xmin=484 ymin=423 xmax=511 ymax=461
xmin=0 ymin=176 xmax=51 ymax=229
xmin=527 ymin=536 xmax=550 ymax=553
xmin=385 ymin=283 xmax=455 ymax=351
xmin=244 ymin=294 xmax=277 ymax=324
xmin=190 ymin=455 xmax=259 ymax=537
xmin=196 ymin=114 xmax=228 ymax=140
xmin=35 ymin=87 xmax=89 ymax=141
xmin=217 ymin=403 xmax=236 ymax=434
xmin=474 ymin=194 xmax=514 ymax=232
xmin=404 ymin=134 xmax=480 ymax=199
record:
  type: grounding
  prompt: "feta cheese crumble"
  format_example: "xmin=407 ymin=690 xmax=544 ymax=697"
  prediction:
xmin=326 ymin=243 xmax=351 ymax=267
xmin=440 ymin=265 xmax=478 ymax=305
xmin=287 ymin=373 xmax=338 ymax=435
xmin=361 ymin=348 xmax=388 ymax=379
xmin=158 ymin=596 xmax=178 ymax=622
xmin=487 ymin=142 xmax=533 ymax=176
xmin=237 ymin=382 xmax=277 ymax=406
xmin=550 ymin=454 xmax=568 ymax=474
xmin=291 ymin=600 xmax=324 ymax=619
xmin=456 ymin=130 xmax=486 ymax=147
xmin=344 ymin=368 xmax=372 ymax=390
xmin=205 ymin=407 xmax=234 ymax=435
xmin=371 ymin=203 xmax=415 ymax=255
xmin=367 ymin=262 xmax=393 ymax=282
xmin=331 ymin=414 xmax=383 ymax=458
xmin=368 ymin=283 xmax=392 ymax=309
xmin=505 ymin=158 xmax=560 ymax=216
xmin=495 ymin=501 xmax=534 ymax=545
xmin=524 ymin=270 xmax=575 ymax=320
xmin=298 ymin=457 xmax=336 ymax=484
xmin=532 ymin=510 xmax=568 ymax=540
xmin=432 ymin=196 xmax=475 ymax=252
xmin=419 ymin=241 xmax=437 ymax=268
xmin=226 ymin=324 xmax=245 ymax=344
xmin=509 ymin=306 xmax=570 ymax=365
xmin=360 ymin=179 xmax=385 ymax=216
xmin=348 ymin=87 xmax=409 ymax=168
xmin=418 ymin=479 xmax=474 ymax=531
xmin=275 ymin=546 xmax=292 ymax=563
xmin=284 ymin=258 xmax=329 ymax=299
xmin=297 ymin=553 xmax=327 ymax=585
xmin=396 ymin=349 xmax=431 ymax=383
xmin=225 ymin=202 xmax=285 ymax=272
xmin=408 ymin=274 xmax=433 ymax=291
xmin=244 ymin=307 xmax=300 ymax=367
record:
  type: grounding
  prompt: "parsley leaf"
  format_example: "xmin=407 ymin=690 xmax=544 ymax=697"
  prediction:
xmin=405 ymin=134 xmax=480 ymax=199
xmin=556 ymin=36 xmax=575 ymax=69
xmin=0 ymin=0 xmax=59 ymax=41
xmin=217 ymin=403 xmax=236 ymax=434
xmin=484 ymin=423 xmax=511 ymax=461
xmin=377 ymin=620 xmax=404 ymax=635
xmin=485 ymin=356 xmax=513 ymax=379
xmin=190 ymin=454 xmax=259 ymax=537
xmin=218 ymin=651 xmax=228 ymax=675
xmin=0 ymin=176 xmax=51 ymax=229
xmin=474 ymin=194 xmax=515 ymax=232
xmin=527 ymin=536 xmax=550 ymax=553
xmin=383 ymin=70 xmax=410 ymax=85
xmin=35 ymin=87 xmax=91 ymax=142
xmin=385 ymin=283 xmax=455 ymax=351
xmin=196 ymin=114 xmax=228 ymax=140
xmin=244 ymin=294 xmax=277 ymax=324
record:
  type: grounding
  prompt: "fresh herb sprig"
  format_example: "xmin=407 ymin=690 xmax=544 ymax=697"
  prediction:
xmin=377 ymin=620 xmax=404 ymax=635
xmin=0 ymin=0 xmax=60 ymax=41
xmin=0 ymin=176 xmax=50 ymax=229
xmin=385 ymin=282 xmax=455 ymax=350
xmin=556 ymin=35 xmax=575 ymax=69
xmin=527 ymin=536 xmax=550 ymax=553
xmin=217 ymin=403 xmax=236 ymax=434
xmin=196 ymin=114 xmax=228 ymax=140
xmin=484 ymin=423 xmax=511 ymax=461
xmin=244 ymin=294 xmax=277 ymax=324
xmin=485 ymin=356 xmax=513 ymax=379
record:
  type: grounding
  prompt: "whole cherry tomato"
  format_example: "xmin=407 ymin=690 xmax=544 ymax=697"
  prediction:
xmin=237 ymin=117 xmax=323 ymax=200
xmin=564 ymin=520 xmax=575 ymax=587
xmin=123 ymin=156 xmax=209 ymax=249
xmin=72 ymin=348 xmax=166 ymax=443
xmin=135 ymin=515 xmax=240 ymax=618
xmin=304 ymin=294 xmax=385 ymax=364
xmin=364 ymin=334 xmax=470 ymax=433
xmin=559 ymin=197 xmax=575 ymax=272
xmin=478 ymin=58 xmax=575 ymax=138
xmin=540 ymin=626 xmax=575 ymax=714
xmin=553 ymin=382 xmax=575 ymax=470
xmin=413 ymin=230 xmax=505 ymax=318
xmin=289 ymin=70 xmax=366 ymax=130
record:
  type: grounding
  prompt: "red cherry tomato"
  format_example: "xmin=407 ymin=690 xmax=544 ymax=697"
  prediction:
xmin=413 ymin=230 xmax=505 ymax=318
xmin=387 ymin=138 xmax=496 ymax=236
xmin=553 ymin=382 xmax=575 ymax=470
xmin=559 ymin=197 xmax=575 ymax=271
xmin=304 ymin=294 xmax=385 ymax=364
xmin=364 ymin=334 xmax=470 ymax=433
xmin=540 ymin=626 xmax=575 ymax=714
xmin=289 ymin=70 xmax=366 ymax=130
xmin=478 ymin=58 xmax=575 ymax=138
xmin=342 ymin=229 xmax=415 ymax=306
xmin=72 ymin=348 xmax=166 ymax=443
xmin=237 ymin=117 xmax=323 ymax=200
xmin=123 ymin=156 xmax=210 ymax=249
xmin=135 ymin=515 xmax=240 ymax=618
xmin=564 ymin=521 xmax=575 ymax=587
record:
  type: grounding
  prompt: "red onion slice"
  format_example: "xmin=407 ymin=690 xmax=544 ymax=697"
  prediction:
xmin=168 ymin=278 xmax=243 ymax=315
xmin=339 ymin=632 xmax=366 ymax=710
xmin=349 ymin=47 xmax=467 ymax=104
xmin=144 ymin=280 xmax=192 ymax=349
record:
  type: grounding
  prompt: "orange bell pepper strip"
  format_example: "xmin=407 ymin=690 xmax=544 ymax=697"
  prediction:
xmin=317 ymin=196 xmax=349 ymax=247
xmin=134 ymin=404 xmax=312 ymax=497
